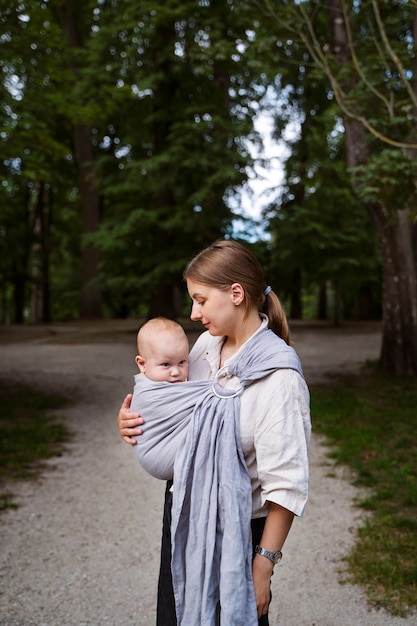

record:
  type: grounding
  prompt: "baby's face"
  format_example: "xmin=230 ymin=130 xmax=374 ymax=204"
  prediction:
xmin=140 ymin=353 xmax=189 ymax=382
xmin=136 ymin=333 xmax=189 ymax=382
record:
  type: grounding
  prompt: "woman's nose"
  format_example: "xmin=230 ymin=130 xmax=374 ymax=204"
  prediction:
xmin=190 ymin=303 xmax=201 ymax=321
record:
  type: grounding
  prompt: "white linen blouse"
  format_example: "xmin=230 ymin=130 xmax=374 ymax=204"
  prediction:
xmin=188 ymin=316 xmax=311 ymax=518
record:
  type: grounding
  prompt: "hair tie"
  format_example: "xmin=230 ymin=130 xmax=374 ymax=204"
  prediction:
xmin=264 ymin=285 xmax=272 ymax=296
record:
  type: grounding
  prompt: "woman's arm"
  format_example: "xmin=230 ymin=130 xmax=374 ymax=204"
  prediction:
xmin=252 ymin=502 xmax=294 ymax=618
xmin=117 ymin=394 xmax=144 ymax=445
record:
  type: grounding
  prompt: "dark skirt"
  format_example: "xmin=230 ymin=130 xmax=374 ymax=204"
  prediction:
xmin=157 ymin=481 xmax=270 ymax=626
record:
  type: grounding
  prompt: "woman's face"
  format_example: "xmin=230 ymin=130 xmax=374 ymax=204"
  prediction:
xmin=187 ymin=279 xmax=240 ymax=337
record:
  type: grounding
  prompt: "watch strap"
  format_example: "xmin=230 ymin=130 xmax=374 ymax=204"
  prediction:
xmin=255 ymin=545 xmax=282 ymax=564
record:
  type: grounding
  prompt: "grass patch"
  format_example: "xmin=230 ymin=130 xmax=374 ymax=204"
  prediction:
xmin=0 ymin=381 xmax=71 ymax=509
xmin=311 ymin=367 xmax=417 ymax=616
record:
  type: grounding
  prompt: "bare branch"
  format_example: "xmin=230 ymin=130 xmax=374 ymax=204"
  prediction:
xmin=260 ymin=0 xmax=417 ymax=150
xmin=341 ymin=2 xmax=393 ymax=117
xmin=371 ymin=0 xmax=417 ymax=109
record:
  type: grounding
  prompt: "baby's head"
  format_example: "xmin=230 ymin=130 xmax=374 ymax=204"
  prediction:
xmin=135 ymin=317 xmax=189 ymax=383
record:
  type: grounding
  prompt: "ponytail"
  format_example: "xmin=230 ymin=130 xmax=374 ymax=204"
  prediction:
xmin=263 ymin=290 xmax=291 ymax=345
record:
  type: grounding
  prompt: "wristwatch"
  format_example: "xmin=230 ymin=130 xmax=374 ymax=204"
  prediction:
xmin=255 ymin=545 xmax=282 ymax=565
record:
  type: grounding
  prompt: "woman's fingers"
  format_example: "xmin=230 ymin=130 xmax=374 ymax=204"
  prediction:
xmin=117 ymin=394 xmax=144 ymax=445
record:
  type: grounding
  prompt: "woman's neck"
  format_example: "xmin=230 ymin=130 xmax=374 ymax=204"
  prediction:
xmin=220 ymin=311 xmax=262 ymax=364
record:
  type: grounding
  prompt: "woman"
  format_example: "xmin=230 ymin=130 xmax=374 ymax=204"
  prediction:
xmin=118 ymin=239 xmax=311 ymax=625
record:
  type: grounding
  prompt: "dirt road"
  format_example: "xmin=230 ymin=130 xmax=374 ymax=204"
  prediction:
xmin=0 ymin=320 xmax=414 ymax=625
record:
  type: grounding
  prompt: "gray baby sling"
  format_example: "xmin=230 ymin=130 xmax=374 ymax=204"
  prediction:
xmin=131 ymin=327 xmax=304 ymax=626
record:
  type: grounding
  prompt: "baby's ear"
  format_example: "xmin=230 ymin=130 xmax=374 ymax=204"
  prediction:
xmin=135 ymin=355 xmax=146 ymax=373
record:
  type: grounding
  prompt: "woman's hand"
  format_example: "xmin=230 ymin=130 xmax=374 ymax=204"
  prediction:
xmin=117 ymin=394 xmax=144 ymax=444
xmin=253 ymin=502 xmax=294 ymax=618
xmin=252 ymin=554 xmax=274 ymax=618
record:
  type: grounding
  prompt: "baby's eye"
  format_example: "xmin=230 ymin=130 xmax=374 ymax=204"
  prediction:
xmin=179 ymin=360 xmax=188 ymax=366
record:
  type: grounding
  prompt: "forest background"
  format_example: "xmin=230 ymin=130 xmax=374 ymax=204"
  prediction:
xmin=1 ymin=0 xmax=417 ymax=376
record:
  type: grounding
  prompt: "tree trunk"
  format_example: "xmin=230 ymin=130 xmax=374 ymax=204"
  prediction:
xmin=317 ymin=283 xmax=327 ymax=320
xmin=58 ymin=3 xmax=102 ymax=319
xmin=31 ymin=182 xmax=44 ymax=323
xmin=13 ymin=275 xmax=26 ymax=324
xmin=354 ymin=283 xmax=377 ymax=320
xmin=147 ymin=284 xmax=182 ymax=320
xmin=332 ymin=281 xmax=341 ymax=327
xmin=41 ymin=185 xmax=52 ymax=323
xmin=30 ymin=182 xmax=52 ymax=323
xmin=328 ymin=0 xmax=417 ymax=374
xmin=289 ymin=268 xmax=303 ymax=319
xmin=13 ymin=188 xmax=32 ymax=324
xmin=74 ymin=123 xmax=103 ymax=319
xmin=367 ymin=205 xmax=417 ymax=374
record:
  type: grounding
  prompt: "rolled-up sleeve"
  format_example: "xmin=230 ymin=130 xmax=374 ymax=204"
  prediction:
xmin=240 ymin=369 xmax=311 ymax=518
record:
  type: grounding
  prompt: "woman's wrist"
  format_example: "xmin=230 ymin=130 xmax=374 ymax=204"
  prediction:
xmin=253 ymin=552 xmax=275 ymax=578
xmin=254 ymin=545 xmax=282 ymax=565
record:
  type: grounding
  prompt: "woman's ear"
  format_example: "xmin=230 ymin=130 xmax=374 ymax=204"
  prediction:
xmin=230 ymin=282 xmax=245 ymax=306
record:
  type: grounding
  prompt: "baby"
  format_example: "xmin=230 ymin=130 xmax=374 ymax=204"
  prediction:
xmin=130 ymin=316 xmax=193 ymax=480
xmin=135 ymin=317 xmax=189 ymax=383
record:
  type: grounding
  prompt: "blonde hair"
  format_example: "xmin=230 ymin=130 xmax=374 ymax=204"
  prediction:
xmin=183 ymin=240 xmax=290 ymax=344
xmin=137 ymin=317 xmax=187 ymax=354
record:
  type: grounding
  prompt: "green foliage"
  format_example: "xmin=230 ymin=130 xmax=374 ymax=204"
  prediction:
xmin=2 ymin=0 xmax=412 ymax=325
xmin=0 ymin=1 xmax=82 ymax=321
xmin=312 ymin=370 xmax=417 ymax=615
xmin=1 ymin=0 xmax=267 ymax=320
xmin=85 ymin=0 xmax=266 ymax=315
xmin=265 ymin=68 xmax=381 ymax=319
xmin=0 ymin=493 xmax=18 ymax=511
xmin=351 ymin=150 xmax=417 ymax=214
xmin=0 ymin=381 xmax=70 ymax=488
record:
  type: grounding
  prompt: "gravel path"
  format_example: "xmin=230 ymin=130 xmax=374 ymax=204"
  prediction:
xmin=0 ymin=320 xmax=415 ymax=626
